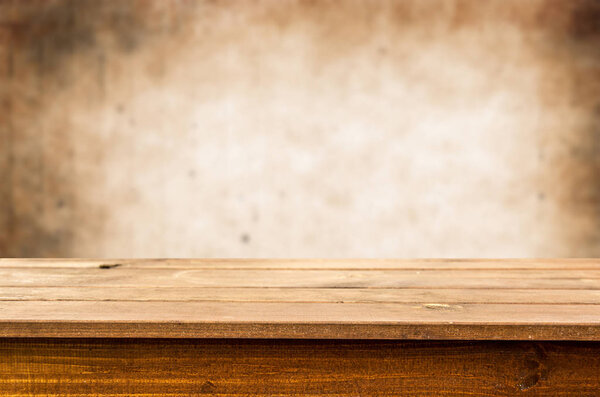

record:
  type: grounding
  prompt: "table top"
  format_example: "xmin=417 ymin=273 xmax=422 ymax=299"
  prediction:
xmin=0 ymin=258 xmax=599 ymax=340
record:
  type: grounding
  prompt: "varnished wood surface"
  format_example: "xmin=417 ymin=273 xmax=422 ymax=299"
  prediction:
xmin=1 ymin=338 xmax=599 ymax=396
xmin=0 ymin=259 xmax=599 ymax=339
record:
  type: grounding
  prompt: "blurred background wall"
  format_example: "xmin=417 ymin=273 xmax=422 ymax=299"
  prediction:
xmin=0 ymin=0 xmax=598 ymax=258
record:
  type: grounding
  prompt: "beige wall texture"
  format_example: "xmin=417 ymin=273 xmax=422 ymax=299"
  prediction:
xmin=0 ymin=0 xmax=599 ymax=258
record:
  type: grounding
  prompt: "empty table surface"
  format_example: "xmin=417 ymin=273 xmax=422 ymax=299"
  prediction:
xmin=0 ymin=258 xmax=598 ymax=340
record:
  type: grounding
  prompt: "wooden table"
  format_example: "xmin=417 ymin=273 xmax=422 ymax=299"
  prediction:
xmin=1 ymin=259 xmax=599 ymax=395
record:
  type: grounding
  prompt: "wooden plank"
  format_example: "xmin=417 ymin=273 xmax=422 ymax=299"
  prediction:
xmin=1 ymin=258 xmax=599 ymax=269
xmin=2 ymin=268 xmax=600 ymax=289
xmin=0 ymin=339 xmax=599 ymax=396
xmin=2 ymin=322 xmax=599 ymax=340
xmin=0 ymin=301 xmax=598 ymax=339
xmin=0 ymin=259 xmax=598 ymax=339
xmin=1 ymin=286 xmax=599 ymax=304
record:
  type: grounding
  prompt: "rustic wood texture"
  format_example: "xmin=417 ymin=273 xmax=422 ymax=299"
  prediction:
xmin=1 ymin=338 xmax=599 ymax=396
xmin=0 ymin=259 xmax=599 ymax=339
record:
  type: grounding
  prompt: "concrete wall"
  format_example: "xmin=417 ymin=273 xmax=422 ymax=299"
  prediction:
xmin=1 ymin=0 xmax=599 ymax=257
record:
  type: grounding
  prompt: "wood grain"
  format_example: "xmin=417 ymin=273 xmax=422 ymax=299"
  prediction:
xmin=2 ymin=286 xmax=599 ymax=303
xmin=0 ymin=338 xmax=599 ymax=396
xmin=2 ymin=258 xmax=600 ymax=269
xmin=1 ymin=260 xmax=600 ymax=395
xmin=2 ymin=268 xmax=600 ymax=289
xmin=0 ymin=259 xmax=598 ymax=339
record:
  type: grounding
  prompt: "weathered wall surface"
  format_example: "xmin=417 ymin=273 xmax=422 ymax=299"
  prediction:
xmin=0 ymin=0 xmax=598 ymax=257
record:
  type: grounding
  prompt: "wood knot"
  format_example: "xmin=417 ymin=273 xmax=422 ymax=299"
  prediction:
xmin=200 ymin=380 xmax=217 ymax=392
xmin=99 ymin=263 xmax=121 ymax=269
xmin=517 ymin=373 xmax=540 ymax=391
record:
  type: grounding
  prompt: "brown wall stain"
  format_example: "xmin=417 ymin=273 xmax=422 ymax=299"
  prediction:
xmin=0 ymin=0 xmax=598 ymax=257
xmin=534 ymin=0 xmax=600 ymax=256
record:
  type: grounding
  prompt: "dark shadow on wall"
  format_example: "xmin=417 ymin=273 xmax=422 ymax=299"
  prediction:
xmin=0 ymin=0 xmax=191 ymax=256
xmin=543 ymin=0 xmax=600 ymax=255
